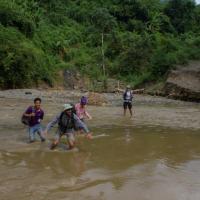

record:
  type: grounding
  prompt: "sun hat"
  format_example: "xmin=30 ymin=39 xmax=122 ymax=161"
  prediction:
xmin=80 ymin=96 xmax=88 ymax=105
xmin=63 ymin=103 xmax=73 ymax=111
xmin=126 ymin=85 xmax=131 ymax=89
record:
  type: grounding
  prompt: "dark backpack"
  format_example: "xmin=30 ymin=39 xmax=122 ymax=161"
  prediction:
xmin=21 ymin=107 xmax=35 ymax=125
xmin=70 ymin=103 xmax=76 ymax=115
xmin=58 ymin=111 xmax=75 ymax=133
xmin=123 ymin=90 xmax=133 ymax=101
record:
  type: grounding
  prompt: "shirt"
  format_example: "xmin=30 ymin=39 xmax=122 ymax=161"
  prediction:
xmin=123 ymin=90 xmax=133 ymax=102
xmin=75 ymin=103 xmax=90 ymax=120
xmin=25 ymin=106 xmax=44 ymax=127
xmin=46 ymin=113 xmax=89 ymax=133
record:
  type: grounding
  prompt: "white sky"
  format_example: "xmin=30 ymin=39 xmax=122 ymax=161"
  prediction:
xmin=196 ymin=0 xmax=200 ymax=4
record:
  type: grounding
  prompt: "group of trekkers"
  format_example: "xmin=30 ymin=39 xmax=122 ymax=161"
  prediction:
xmin=22 ymin=85 xmax=133 ymax=150
xmin=22 ymin=96 xmax=92 ymax=150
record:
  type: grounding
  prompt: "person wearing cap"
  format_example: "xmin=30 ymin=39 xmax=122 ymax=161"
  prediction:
xmin=75 ymin=96 xmax=92 ymax=122
xmin=44 ymin=103 xmax=92 ymax=150
xmin=123 ymin=85 xmax=133 ymax=117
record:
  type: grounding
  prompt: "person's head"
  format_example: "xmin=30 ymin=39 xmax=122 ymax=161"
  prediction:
xmin=126 ymin=85 xmax=131 ymax=90
xmin=63 ymin=103 xmax=73 ymax=116
xmin=34 ymin=98 xmax=42 ymax=109
xmin=80 ymin=96 xmax=87 ymax=107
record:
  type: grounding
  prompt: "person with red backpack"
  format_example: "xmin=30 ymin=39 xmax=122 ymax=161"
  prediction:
xmin=44 ymin=103 xmax=92 ymax=150
xmin=22 ymin=98 xmax=45 ymax=143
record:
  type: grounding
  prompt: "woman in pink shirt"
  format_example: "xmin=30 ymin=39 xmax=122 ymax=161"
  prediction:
xmin=75 ymin=96 xmax=92 ymax=122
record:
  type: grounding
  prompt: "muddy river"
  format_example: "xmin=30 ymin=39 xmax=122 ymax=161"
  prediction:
xmin=0 ymin=97 xmax=200 ymax=200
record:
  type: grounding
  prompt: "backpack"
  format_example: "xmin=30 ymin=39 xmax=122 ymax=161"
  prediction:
xmin=58 ymin=111 xmax=75 ymax=133
xmin=70 ymin=103 xmax=76 ymax=115
xmin=123 ymin=90 xmax=133 ymax=101
xmin=21 ymin=107 xmax=35 ymax=125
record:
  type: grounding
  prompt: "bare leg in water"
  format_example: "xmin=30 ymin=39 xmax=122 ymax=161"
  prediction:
xmin=124 ymin=108 xmax=127 ymax=116
xmin=50 ymin=138 xmax=59 ymax=150
xmin=67 ymin=132 xmax=76 ymax=149
xmin=129 ymin=108 xmax=133 ymax=118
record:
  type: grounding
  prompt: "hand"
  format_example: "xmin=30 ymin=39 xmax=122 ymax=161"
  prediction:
xmin=86 ymin=133 xmax=92 ymax=139
xmin=30 ymin=113 xmax=35 ymax=117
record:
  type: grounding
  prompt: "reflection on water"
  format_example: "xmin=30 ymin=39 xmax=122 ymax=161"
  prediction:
xmin=1 ymin=124 xmax=200 ymax=200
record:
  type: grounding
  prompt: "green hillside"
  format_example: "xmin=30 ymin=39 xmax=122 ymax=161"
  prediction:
xmin=0 ymin=0 xmax=200 ymax=89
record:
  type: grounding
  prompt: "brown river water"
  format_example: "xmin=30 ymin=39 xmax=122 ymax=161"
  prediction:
xmin=0 ymin=98 xmax=200 ymax=200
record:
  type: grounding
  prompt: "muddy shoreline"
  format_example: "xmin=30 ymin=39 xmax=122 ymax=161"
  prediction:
xmin=0 ymin=89 xmax=199 ymax=130
xmin=0 ymin=88 xmax=198 ymax=106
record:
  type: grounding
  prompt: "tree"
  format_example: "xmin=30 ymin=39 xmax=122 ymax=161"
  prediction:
xmin=164 ymin=0 xmax=196 ymax=33
xmin=91 ymin=8 xmax=117 ymax=78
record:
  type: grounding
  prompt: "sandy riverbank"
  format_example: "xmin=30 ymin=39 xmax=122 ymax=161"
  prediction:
xmin=0 ymin=89 xmax=199 ymax=130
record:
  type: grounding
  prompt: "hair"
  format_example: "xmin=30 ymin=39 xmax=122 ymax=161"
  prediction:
xmin=34 ymin=97 xmax=42 ymax=103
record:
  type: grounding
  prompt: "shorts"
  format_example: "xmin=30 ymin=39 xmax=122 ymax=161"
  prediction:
xmin=55 ymin=128 xmax=75 ymax=143
xmin=123 ymin=102 xmax=132 ymax=109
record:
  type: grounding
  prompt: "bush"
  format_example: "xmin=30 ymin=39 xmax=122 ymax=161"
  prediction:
xmin=0 ymin=2 xmax=35 ymax=37
xmin=0 ymin=25 xmax=53 ymax=88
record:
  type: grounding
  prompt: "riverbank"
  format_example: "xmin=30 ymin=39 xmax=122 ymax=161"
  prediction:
xmin=0 ymin=88 xmax=198 ymax=106
xmin=0 ymin=89 xmax=199 ymax=131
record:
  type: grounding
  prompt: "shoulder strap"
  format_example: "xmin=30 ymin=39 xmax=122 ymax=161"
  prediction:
xmin=124 ymin=91 xmax=128 ymax=99
xmin=58 ymin=111 xmax=65 ymax=124
xmin=71 ymin=113 xmax=75 ymax=125
xmin=32 ymin=106 xmax=35 ymax=113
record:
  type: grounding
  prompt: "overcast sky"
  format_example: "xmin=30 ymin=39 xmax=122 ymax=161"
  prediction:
xmin=196 ymin=0 xmax=200 ymax=4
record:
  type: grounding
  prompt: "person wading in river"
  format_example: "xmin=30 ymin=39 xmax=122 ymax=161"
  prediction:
xmin=44 ymin=103 xmax=92 ymax=150
xmin=123 ymin=85 xmax=133 ymax=117
xmin=22 ymin=97 xmax=46 ymax=143
xmin=75 ymin=96 xmax=92 ymax=122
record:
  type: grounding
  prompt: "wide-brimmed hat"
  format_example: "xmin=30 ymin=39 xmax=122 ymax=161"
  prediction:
xmin=63 ymin=103 xmax=73 ymax=111
xmin=126 ymin=85 xmax=131 ymax=89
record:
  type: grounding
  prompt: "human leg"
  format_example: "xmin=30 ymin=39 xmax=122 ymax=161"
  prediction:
xmin=28 ymin=126 xmax=36 ymax=142
xmin=128 ymin=102 xmax=133 ymax=117
xmin=35 ymin=124 xmax=46 ymax=142
xmin=50 ymin=131 xmax=61 ymax=150
xmin=78 ymin=118 xmax=86 ymax=134
xmin=123 ymin=102 xmax=128 ymax=116
xmin=66 ymin=131 xmax=76 ymax=149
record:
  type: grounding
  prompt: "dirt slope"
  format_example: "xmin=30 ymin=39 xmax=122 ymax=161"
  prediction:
xmin=163 ymin=61 xmax=200 ymax=102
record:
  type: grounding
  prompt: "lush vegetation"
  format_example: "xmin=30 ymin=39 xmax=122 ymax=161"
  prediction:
xmin=0 ymin=0 xmax=200 ymax=88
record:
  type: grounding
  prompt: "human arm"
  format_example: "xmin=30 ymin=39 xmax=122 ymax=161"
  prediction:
xmin=44 ymin=114 xmax=60 ymax=134
xmin=73 ymin=114 xmax=92 ymax=138
xmin=23 ymin=106 xmax=35 ymax=117
xmin=85 ymin=111 xmax=92 ymax=120
xmin=131 ymin=90 xmax=133 ymax=101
